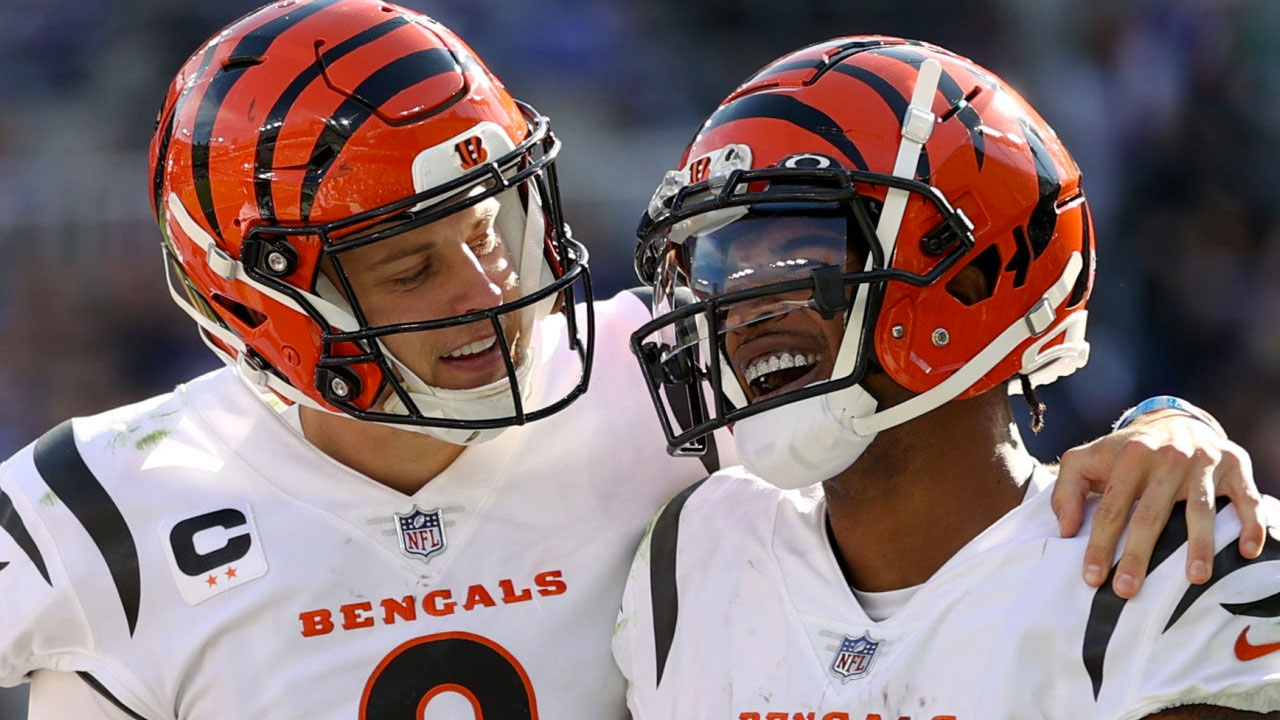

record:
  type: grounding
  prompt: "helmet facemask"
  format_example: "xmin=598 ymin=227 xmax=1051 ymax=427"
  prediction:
xmin=166 ymin=108 xmax=593 ymax=446
xmin=631 ymin=165 xmax=975 ymax=471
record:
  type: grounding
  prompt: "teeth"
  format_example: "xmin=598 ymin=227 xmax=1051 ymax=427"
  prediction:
xmin=744 ymin=352 xmax=817 ymax=385
xmin=443 ymin=336 xmax=497 ymax=359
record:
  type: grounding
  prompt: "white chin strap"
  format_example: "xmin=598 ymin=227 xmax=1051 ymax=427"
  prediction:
xmin=380 ymin=344 xmax=536 ymax=446
xmin=733 ymin=383 xmax=879 ymax=490
xmin=733 ymin=59 xmax=943 ymax=488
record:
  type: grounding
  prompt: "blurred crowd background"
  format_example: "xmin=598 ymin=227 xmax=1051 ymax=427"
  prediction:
xmin=1 ymin=0 xmax=1278 ymax=714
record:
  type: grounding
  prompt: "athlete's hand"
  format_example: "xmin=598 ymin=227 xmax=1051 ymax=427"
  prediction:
xmin=1051 ymin=409 xmax=1265 ymax=599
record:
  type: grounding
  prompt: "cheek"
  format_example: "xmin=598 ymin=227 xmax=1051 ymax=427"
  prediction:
xmin=354 ymin=288 xmax=409 ymax=325
xmin=823 ymin=315 xmax=846 ymax=359
xmin=491 ymin=258 xmax=520 ymax=300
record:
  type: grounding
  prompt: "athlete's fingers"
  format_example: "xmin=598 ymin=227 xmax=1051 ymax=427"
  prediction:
xmin=1109 ymin=445 xmax=1195 ymax=598
xmin=1082 ymin=438 xmax=1151 ymax=589
xmin=1053 ymin=441 xmax=1110 ymax=540
xmin=1215 ymin=442 xmax=1265 ymax=559
xmin=1182 ymin=460 xmax=1219 ymax=586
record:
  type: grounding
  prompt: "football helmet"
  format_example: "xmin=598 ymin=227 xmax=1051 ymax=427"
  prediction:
xmin=150 ymin=0 xmax=593 ymax=445
xmin=633 ymin=36 xmax=1093 ymax=486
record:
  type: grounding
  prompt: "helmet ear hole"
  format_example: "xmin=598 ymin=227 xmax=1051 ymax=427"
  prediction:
xmin=211 ymin=293 xmax=268 ymax=329
xmin=945 ymin=245 xmax=1000 ymax=307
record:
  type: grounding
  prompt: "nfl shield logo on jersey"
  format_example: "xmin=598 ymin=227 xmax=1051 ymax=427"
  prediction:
xmin=395 ymin=506 xmax=447 ymax=563
xmin=831 ymin=632 xmax=881 ymax=682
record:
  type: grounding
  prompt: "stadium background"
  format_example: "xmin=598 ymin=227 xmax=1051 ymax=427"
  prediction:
xmin=1 ymin=0 xmax=1277 ymax=714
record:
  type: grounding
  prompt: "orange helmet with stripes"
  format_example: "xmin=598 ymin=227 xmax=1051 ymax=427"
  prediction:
xmin=150 ymin=0 xmax=592 ymax=444
xmin=632 ymin=36 xmax=1093 ymax=483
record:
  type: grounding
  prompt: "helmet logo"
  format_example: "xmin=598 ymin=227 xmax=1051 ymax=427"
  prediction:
xmin=689 ymin=156 xmax=712 ymax=183
xmin=780 ymin=153 xmax=836 ymax=169
xmin=454 ymin=136 xmax=489 ymax=169
xmin=685 ymin=143 xmax=753 ymax=185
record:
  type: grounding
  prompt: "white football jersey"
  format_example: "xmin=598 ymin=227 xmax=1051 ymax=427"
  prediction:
xmin=614 ymin=466 xmax=1280 ymax=720
xmin=0 ymin=292 xmax=733 ymax=720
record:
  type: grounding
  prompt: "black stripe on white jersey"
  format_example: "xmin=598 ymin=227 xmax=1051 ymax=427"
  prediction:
xmin=1163 ymin=531 xmax=1280 ymax=631
xmin=1082 ymin=498 xmax=1229 ymax=699
xmin=0 ymin=489 xmax=51 ymax=585
xmin=33 ymin=420 xmax=142 ymax=636
xmin=649 ymin=478 xmax=707 ymax=686
xmin=77 ymin=671 xmax=148 ymax=720
xmin=1223 ymin=589 xmax=1280 ymax=618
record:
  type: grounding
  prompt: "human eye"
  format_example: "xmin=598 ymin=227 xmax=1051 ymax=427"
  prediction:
xmin=387 ymin=262 xmax=431 ymax=289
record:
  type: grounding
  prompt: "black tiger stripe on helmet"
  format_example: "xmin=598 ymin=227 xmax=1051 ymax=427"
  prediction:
xmin=253 ymin=15 xmax=412 ymax=222
xmin=298 ymin=47 xmax=464 ymax=221
xmin=870 ymin=45 xmax=988 ymax=171
xmin=190 ymin=0 xmax=346 ymax=239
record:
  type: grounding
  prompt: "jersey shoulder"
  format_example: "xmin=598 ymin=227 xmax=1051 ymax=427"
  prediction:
xmin=0 ymin=368 xmax=273 ymax=632
xmin=628 ymin=467 xmax=810 ymax=620
xmin=1080 ymin=493 xmax=1280 ymax=716
xmin=0 ymin=378 xmax=199 ymax=690
xmin=0 ymin=369 xmax=285 ymax=705
xmin=660 ymin=467 xmax=810 ymax=554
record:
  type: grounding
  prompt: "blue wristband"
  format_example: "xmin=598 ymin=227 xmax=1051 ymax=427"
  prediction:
xmin=1113 ymin=395 xmax=1223 ymax=436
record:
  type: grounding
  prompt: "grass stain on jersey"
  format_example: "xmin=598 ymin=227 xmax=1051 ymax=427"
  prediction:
xmin=38 ymin=490 xmax=57 ymax=508
xmin=134 ymin=429 xmax=170 ymax=452
xmin=107 ymin=408 xmax=180 ymax=452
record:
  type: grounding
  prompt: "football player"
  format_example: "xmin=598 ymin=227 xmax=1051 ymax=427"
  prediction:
xmin=616 ymin=36 xmax=1279 ymax=719
xmin=0 ymin=4 xmax=1265 ymax=718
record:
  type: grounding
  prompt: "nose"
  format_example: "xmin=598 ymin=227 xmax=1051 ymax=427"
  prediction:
xmin=440 ymin=242 xmax=506 ymax=318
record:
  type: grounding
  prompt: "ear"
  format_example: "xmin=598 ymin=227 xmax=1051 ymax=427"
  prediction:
xmin=945 ymin=263 xmax=992 ymax=306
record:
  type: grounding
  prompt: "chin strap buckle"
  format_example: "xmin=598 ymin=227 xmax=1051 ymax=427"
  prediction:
xmin=207 ymin=244 xmax=237 ymax=280
xmin=902 ymin=104 xmax=936 ymax=145
xmin=1023 ymin=297 xmax=1057 ymax=336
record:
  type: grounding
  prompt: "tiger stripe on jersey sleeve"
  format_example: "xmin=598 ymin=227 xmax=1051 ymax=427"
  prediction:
xmin=648 ymin=478 xmax=706 ymax=686
xmin=1164 ymin=534 xmax=1280 ymax=632
xmin=1083 ymin=498 xmax=1230 ymax=699
xmin=0 ymin=488 xmax=50 ymax=585
xmin=32 ymin=421 xmax=141 ymax=636
xmin=76 ymin=671 xmax=150 ymax=720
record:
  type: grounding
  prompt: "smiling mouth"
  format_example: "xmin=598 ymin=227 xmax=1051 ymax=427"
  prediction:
xmin=442 ymin=335 xmax=498 ymax=359
xmin=742 ymin=351 xmax=821 ymax=396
